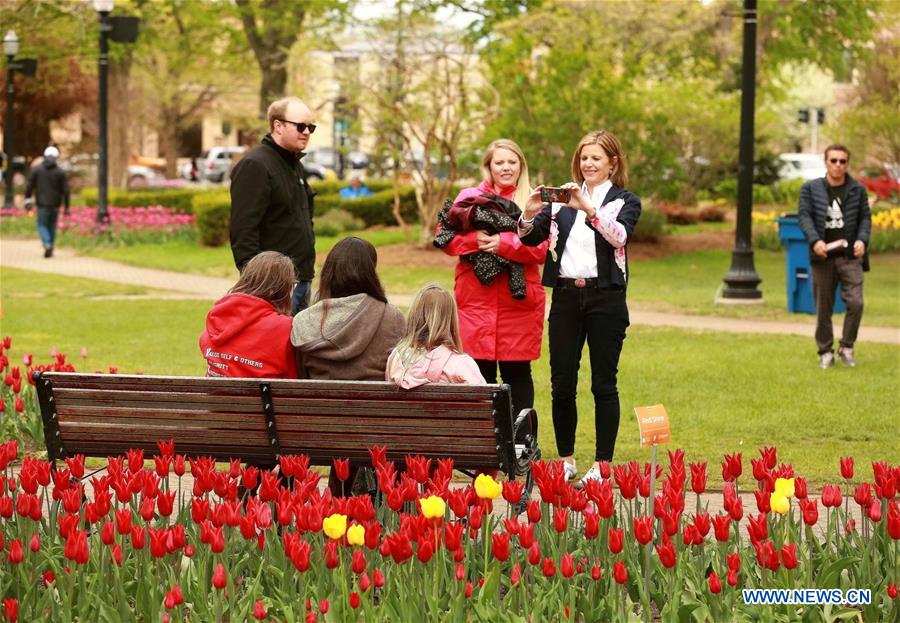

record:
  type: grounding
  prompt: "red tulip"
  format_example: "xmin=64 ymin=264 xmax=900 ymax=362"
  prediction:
xmin=721 ymin=453 xmax=742 ymax=482
xmin=747 ymin=513 xmax=768 ymax=543
xmin=351 ymin=549 xmax=366 ymax=574
xmin=8 ymin=539 xmax=23 ymax=564
xmin=444 ymin=521 xmax=464 ymax=551
xmin=868 ymin=500 xmax=882 ymax=522
xmin=888 ymin=584 xmax=898 ymax=599
xmin=465 ymin=581 xmax=473 ymax=598
xmin=253 ymin=599 xmax=267 ymax=620
xmin=560 ymin=553 xmax=575 ymax=578
xmin=656 ymin=541 xmax=676 ymax=568
xmin=319 ymin=599 xmax=329 ymax=614
xmin=373 ymin=569 xmax=385 ymax=588
xmin=781 ymin=543 xmax=798 ymax=569
xmin=28 ymin=533 xmax=40 ymax=553
xmin=333 ymin=458 xmax=350 ymax=482
xmin=527 ymin=542 xmax=541 ymax=566
xmin=553 ymin=507 xmax=568 ymax=533
xmin=518 ymin=523 xmax=535 ymax=549
xmin=526 ymin=500 xmax=541 ymax=524
xmin=609 ymin=527 xmax=624 ymax=554
xmin=541 ymin=557 xmax=556 ymax=578
xmin=853 ymin=483 xmax=872 ymax=508
xmin=821 ymin=485 xmax=842 ymax=508
xmin=325 ymin=540 xmax=340 ymax=569
xmin=212 ymin=563 xmax=227 ymax=590
xmin=690 ymin=462 xmax=707 ymax=494
xmin=591 ymin=565 xmax=601 ymax=581
xmin=633 ymin=515 xmax=653 ymax=545
xmin=887 ymin=502 xmax=900 ymax=539
xmin=171 ymin=585 xmax=184 ymax=605
xmin=112 ymin=544 xmax=123 ymax=565
xmin=502 ymin=480 xmax=525 ymax=505
xmin=712 ymin=514 xmax=731 ymax=542
xmin=727 ymin=552 xmax=740 ymax=572
xmin=2 ymin=597 xmax=18 ymax=623
xmin=613 ymin=561 xmax=628 ymax=584
xmin=729 ymin=497 xmax=744 ymax=522
xmin=839 ymin=456 xmax=854 ymax=480
xmin=793 ymin=476 xmax=808 ymax=499
xmin=727 ymin=570 xmax=739 ymax=586
xmin=583 ymin=511 xmax=600 ymax=539
xmin=305 ymin=613 xmax=317 ymax=623
xmin=492 ymin=532 xmax=510 ymax=562
xmin=800 ymin=499 xmax=819 ymax=526
xmin=708 ymin=571 xmax=722 ymax=594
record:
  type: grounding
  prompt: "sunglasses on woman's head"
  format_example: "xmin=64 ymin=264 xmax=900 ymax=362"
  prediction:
xmin=829 ymin=158 xmax=847 ymax=165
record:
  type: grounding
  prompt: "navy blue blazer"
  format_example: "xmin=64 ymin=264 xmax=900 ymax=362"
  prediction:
xmin=520 ymin=184 xmax=641 ymax=288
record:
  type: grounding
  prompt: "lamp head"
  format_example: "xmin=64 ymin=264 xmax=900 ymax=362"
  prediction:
xmin=3 ymin=30 xmax=19 ymax=57
xmin=93 ymin=0 xmax=114 ymax=12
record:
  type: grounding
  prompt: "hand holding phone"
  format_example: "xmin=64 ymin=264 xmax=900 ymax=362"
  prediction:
xmin=540 ymin=187 xmax=571 ymax=203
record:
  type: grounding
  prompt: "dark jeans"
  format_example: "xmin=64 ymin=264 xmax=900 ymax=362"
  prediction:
xmin=474 ymin=359 xmax=534 ymax=421
xmin=291 ymin=280 xmax=312 ymax=316
xmin=547 ymin=286 xmax=629 ymax=462
xmin=811 ymin=256 xmax=864 ymax=354
xmin=37 ymin=206 xmax=60 ymax=250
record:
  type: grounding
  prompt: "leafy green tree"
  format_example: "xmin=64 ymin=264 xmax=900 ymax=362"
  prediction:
xmin=234 ymin=0 xmax=350 ymax=119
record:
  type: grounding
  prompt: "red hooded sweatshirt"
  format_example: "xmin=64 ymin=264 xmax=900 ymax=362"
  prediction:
xmin=199 ymin=293 xmax=298 ymax=378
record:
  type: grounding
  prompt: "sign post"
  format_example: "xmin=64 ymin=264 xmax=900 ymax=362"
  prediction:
xmin=634 ymin=404 xmax=671 ymax=623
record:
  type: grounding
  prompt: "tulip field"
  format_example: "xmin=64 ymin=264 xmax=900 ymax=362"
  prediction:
xmin=1 ymin=339 xmax=899 ymax=622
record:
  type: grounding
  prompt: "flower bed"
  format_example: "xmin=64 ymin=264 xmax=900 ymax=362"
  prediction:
xmin=1 ymin=339 xmax=898 ymax=622
xmin=0 ymin=206 xmax=196 ymax=249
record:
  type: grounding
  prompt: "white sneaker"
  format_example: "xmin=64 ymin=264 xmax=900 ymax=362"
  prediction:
xmin=562 ymin=460 xmax=577 ymax=481
xmin=579 ymin=466 xmax=604 ymax=487
xmin=819 ymin=352 xmax=835 ymax=369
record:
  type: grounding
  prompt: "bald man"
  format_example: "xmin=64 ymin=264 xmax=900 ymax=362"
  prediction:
xmin=230 ymin=96 xmax=318 ymax=314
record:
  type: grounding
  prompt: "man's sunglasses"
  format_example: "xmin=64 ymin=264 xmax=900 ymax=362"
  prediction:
xmin=829 ymin=158 xmax=847 ymax=165
xmin=278 ymin=119 xmax=316 ymax=134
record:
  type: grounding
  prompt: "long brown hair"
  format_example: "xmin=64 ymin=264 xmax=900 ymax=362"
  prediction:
xmin=229 ymin=251 xmax=295 ymax=315
xmin=570 ymin=130 xmax=629 ymax=188
xmin=392 ymin=284 xmax=463 ymax=366
xmin=315 ymin=237 xmax=387 ymax=303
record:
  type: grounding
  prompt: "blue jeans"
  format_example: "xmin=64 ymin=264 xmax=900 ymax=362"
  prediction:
xmin=37 ymin=206 xmax=60 ymax=250
xmin=291 ymin=280 xmax=312 ymax=315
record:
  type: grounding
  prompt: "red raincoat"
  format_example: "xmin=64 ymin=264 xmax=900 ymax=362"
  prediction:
xmin=439 ymin=181 xmax=549 ymax=361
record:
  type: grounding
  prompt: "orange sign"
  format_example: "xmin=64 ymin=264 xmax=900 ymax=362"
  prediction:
xmin=635 ymin=404 xmax=670 ymax=447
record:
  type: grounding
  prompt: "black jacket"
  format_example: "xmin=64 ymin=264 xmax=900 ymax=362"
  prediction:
xmin=229 ymin=135 xmax=316 ymax=280
xmin=26 ymin=158 xmax=69 ymax=210
xmin=797 ymin=175 xmax=870 ymax=263
xmin=520 ymin=185 xmax=641 ymax=288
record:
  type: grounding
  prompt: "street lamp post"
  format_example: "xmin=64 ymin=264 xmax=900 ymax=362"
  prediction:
xmin=95 ymin=0 xmax=114 ymax=224
xmin=3 ymin=31 xmax=19 ymax=210
xmin=719 ymin=0 xmax=763 ymax=301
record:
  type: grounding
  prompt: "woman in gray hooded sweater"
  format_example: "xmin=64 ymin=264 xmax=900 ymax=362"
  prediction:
xmin=291 ymin=236 xmax=405 ymax=381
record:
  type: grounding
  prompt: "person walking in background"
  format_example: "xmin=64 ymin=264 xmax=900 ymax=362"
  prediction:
xmin=797 ymin=144 xmax=870 ymax=369
xmin=519 ymin=130 xmax=641 ymax=486
xmin=230 ymin=96 xmax=317 ymax=314
xmin=25 ymin=146 xmax=69 ymax=258
xmin=199 ymin=251 xmax=298 ymax=379
xmin=434 ymin=138 xmax=548 ymax=427
xmin=386 ymin=284 xmax=485 ymax=388
xmin=339 ymin=175 xmax=374 ymax=200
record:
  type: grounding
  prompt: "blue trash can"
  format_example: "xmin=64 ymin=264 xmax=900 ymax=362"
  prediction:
xmin=777 ymin=214 xmax=845 ymax=314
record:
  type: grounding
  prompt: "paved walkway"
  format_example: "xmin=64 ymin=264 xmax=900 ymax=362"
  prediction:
xmin=3 ymin=238 xmax=898 ymax=344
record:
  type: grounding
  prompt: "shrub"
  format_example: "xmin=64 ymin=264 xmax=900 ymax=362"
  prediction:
xmin=192 ymin=192 xmax=231 ymax=246
xmin=657 ymin=202 xmax=699 ymax=225
xmin=80 ymin=187 xmax=223 ymax=214
xmin=752 ymin=184 xmax=776 ymax=205
xmin=753 ymin=223 xmax=781 ymax=251
xmin=631 ymin=206 xmax=666 ymax=242
xmin=771 ymin=178 xmax=805 ymax=206
xmin=698 ymin=206 xmax=726 ymax=222
xmin=314 ymin=208 xmax=365 ymax=237
xmin=315 ymin=188 xmax=419 ymax=226
xmin=713 ymin=179 xmax=737 ymax=202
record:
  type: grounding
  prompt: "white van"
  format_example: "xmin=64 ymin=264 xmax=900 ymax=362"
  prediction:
xmin=778 ymin=153 xmax=826 ymax=182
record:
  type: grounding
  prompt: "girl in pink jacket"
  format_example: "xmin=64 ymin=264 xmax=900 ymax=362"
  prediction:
xmin=386 ymin=285 xmax=485 ymax=388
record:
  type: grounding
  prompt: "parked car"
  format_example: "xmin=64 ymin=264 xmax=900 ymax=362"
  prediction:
xmin=199 ymin=146 xmax=248 ymax=183
xmin=58 ymin=154 xmax=165 ymax=188
xmin=858 ymin=164 xmax=899 ymax=200
xmin=304 ymin=147 xmax=368 ymax=173
xmin=777 ymin=153 xmax=826 ymax=182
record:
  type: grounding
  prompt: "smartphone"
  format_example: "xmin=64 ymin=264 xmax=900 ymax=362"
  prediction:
xmin=540 ymin=187 xmax=571 ymax=203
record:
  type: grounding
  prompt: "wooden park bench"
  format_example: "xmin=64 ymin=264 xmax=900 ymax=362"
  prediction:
xmin=33 ymin=372 xmax=540 ymax=499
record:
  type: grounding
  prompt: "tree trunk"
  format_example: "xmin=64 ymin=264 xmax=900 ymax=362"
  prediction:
xmin=258 ymin=60 xmax=288 ymax=119
xmin=108 ymin=56 xmax=133 ymax=189
xmin=158 ymin=117 xmax=179 ymax=181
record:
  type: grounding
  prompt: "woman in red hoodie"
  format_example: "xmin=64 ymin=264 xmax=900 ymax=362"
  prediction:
xmin=435 ymin=138 xmax=548 ymax=422
xmin=199 ymin=251 xmax=298 ymax=378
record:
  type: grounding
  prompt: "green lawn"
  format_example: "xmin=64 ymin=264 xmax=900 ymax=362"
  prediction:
xmin=2 ymin=266 xmax=897 ymax=487
xmin=629 ymin=249 xmax=900 ymax=327
xmin=81 ymin=228 xmax=413 ymax=279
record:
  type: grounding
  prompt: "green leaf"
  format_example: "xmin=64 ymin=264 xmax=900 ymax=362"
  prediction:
xmin=816 ymin=557 xmax=861 ymax=589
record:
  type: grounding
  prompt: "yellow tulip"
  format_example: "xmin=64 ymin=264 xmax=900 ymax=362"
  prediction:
xmin=474 ymin=473 xmax=502 ymax=499
xmin=419 ymin=495 xmax=446 ymax=519
xmin=774 ymin=477 xmax=795 ymax=499
xmin=346 ymin=523 xmax=365 ymax=546
xmin=323 ymin=513 xmax=348 ymax=540
xmin=770 ymin=492 xmax=790 ymax=515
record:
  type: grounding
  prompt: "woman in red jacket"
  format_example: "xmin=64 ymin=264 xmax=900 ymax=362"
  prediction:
xmin=436 ymin=138 xmax=548 ymax=421
xmin=199 ymin=251 xmax=298 ymax=378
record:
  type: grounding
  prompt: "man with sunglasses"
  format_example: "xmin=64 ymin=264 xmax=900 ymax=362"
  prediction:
xmin=230 ymin=96 xmax=318 ymax=314
xmin=798 ymin=144 xmax=871 ymax=369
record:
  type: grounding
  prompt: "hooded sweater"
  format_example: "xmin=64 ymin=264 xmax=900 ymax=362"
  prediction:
xmin=386 ymin=345 xmax=485 ymax=389
xmin=199 ymin=293 xmax=297 ymax=378
xmin=291 ymin=293 xmax=405 ymax=380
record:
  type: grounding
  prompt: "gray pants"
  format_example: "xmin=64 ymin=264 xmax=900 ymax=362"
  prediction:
xmin=811 ymin=255 xmax=864 ymax=355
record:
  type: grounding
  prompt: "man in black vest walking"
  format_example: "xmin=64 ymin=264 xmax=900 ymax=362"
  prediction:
xmin=797 ymin=144 xmax=871 ymax=369
xmin=230 ymin=96 xmax=317 ymax=314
